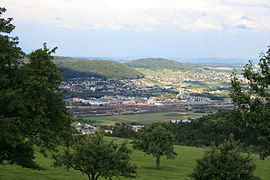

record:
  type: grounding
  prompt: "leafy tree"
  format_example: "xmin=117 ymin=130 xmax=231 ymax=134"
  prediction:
xmin=190 ymin=135 xmax=260 ymax=180
xmin=20 ymin=44 xmax=72 ymax=150
xmin=54 ymin=134 xmax=137 ymax=180
xmin=132 ymin=122 xmax=176 ymax=169
xmin=230 ymin=47 xmax=270 ymax=158
xmin=111 ymin=124 xmax=138 ymax=139
xmin=0 ymin=7 xmax=71 ymax=168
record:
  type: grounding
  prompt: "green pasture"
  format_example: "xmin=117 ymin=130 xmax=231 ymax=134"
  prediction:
xmin=80 ymin=111 xmax=211 ymax=126
xmin=1 ymin=137 xmax=270 ymax=180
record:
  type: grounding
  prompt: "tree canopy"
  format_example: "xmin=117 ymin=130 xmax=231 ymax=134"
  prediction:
xmin=54 ymin=134 xmax=137 ymax=180
xmin=0 ymin=7 xmax=71 ymax=168
xmin=230 ymin=47 xmax=270 ymax=158
xmin=132 ymin=122 xmax=176 ymax=169
xmin=170 ymin=109 xmax=259 ymax=148
xmin=190 ymin=135 xmax=260 ymax=180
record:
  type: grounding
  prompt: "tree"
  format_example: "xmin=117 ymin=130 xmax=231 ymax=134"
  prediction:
xmin=230 ymin=47 xmax=270 ymax=158
xmin=132 ymin=122 xmax=176 ymax=169
xmin=190 ymin=135 xmax=260 ymax=180
xmin=54 ymin=134 xmax=137 ymax=180
xmin=0 ymin=7 xmax=72 ymax=168
xmin=111 ymin=124 xmax=137 ymax=139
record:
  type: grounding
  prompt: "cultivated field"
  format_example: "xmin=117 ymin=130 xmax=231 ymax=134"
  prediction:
xmin=79 ymin=111 xmax=214 ymax=126
xmin=1 ymin=137 xmax=270 ymax=180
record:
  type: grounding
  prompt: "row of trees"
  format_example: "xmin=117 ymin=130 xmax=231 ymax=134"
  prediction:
xmin=171 ymin=109 xmax=259 ymax=148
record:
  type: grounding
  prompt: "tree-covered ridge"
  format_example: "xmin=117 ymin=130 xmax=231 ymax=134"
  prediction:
xmin=125 ymin=58 xmax=196 ymax=71
xmin=58 ymin=60 xmax=144 ymax=80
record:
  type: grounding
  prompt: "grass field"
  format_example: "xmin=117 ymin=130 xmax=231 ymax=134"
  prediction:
xmin=80 ymin=111 xmax=212 ymax=126
xmin=1 ymin=137 xmax=270 ymax=180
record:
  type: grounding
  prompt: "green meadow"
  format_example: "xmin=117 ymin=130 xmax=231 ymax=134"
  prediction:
xmin=1 ymin=137 xmax=270 ymax=180
xmin=81 ymin=111 xmax=212 ymax=126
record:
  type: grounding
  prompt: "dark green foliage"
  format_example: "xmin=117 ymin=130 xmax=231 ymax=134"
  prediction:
xmin=19 ymin=45 xmax=72 ymax=150
xmin=54 ymin=134 xmax=137 ymax=180
xmin=112 ymin=125 xmax=138 ymax=139
xmin=171 ymin=110 xmax=259 ymax=148
xmin=125 ymin=58 xmax=195 ymax=71
xmin=230 ymin=47 xmax=270 ymax=158
xmin=58 ymin=60 xmax=144 ymax=79
xmin=0 ymin=8 xmax=71 ymax=169
xmin=61 ymin=67 xmax=104 ymax=79
xmin=190 ymin=135 xmax=260 ymax=180
xmin=171 ymin=112 xmax=227 ymax=146
xmin=132 ymin=122 xmax=176 ymax=169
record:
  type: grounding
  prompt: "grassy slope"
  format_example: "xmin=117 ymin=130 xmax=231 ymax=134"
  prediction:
xmin=1 ymin=137 xmax=269 ymax=180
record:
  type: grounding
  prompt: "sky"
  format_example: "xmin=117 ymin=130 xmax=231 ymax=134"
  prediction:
xmin=2 ymin=0 xmax=270 ymax=60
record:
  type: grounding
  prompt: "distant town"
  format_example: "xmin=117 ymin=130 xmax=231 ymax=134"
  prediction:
xmin=61 ymin=76 xmax=234 ymax=117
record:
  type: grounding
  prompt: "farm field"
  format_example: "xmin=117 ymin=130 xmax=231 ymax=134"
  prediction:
xmin=1 ymin=137 xmax=270 ymax=180
xmin=79 ymin=111 xmax=214 ymax=126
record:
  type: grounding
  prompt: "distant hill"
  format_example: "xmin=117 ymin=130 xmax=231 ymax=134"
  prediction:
xmin=53 ymin=56 xmax=75 ymax=64
xmin=125 ymin=58 xmax=196 ymax=71
xmin=172 ymin=57 xmax=252 ymax=65
xmin=58 ymin=60 xmax=144 ymax=80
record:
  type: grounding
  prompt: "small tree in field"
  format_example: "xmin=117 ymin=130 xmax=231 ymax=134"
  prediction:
xmin=132 ymin=122 xmax=176 ymax=169
xmin=54 ymin=134 xmax=137 ymax=180
xmin=190 ymin=135 xmax=260 ymax=180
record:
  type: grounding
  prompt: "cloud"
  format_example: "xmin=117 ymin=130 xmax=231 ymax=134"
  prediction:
xmin=2 ymin=0 xmax=270 ymax=32
xmin=235 ymin=24 xmax=249 ymax=30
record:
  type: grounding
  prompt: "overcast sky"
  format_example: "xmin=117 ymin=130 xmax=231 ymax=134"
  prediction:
xmin=2 ymin=0 xmax=270 ymax=59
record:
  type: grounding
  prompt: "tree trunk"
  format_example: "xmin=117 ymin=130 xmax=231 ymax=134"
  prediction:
xmin=87 ymin=173 xmax=92 ymax=180
xmin=156 ymin=156 xmax=161 ymax=169
xmin=87 ymin=173 xmax=97 ymax=180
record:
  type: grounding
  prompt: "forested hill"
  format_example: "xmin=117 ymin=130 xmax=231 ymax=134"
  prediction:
xmin=57 ymin=60 xmax=144 ymax=80
xmin=125 ymin=58 xmax=196 ymax=71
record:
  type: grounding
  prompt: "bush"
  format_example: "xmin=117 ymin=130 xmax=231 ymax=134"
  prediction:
xmin=190 ymin=135 xmax=260 ymax=180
